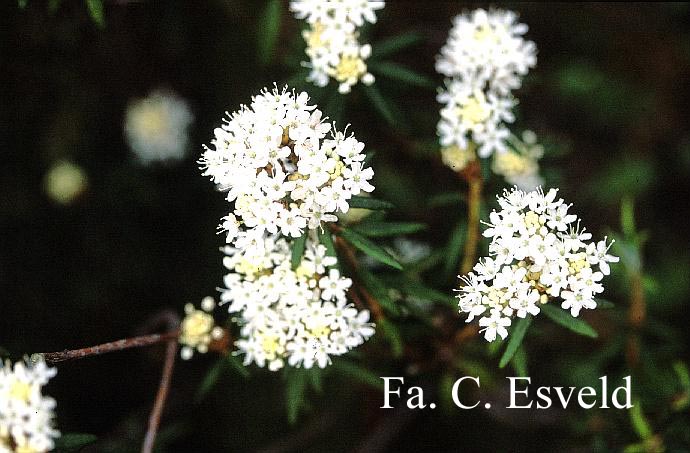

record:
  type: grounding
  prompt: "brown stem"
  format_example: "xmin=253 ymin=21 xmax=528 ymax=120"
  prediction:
xmin=41 ymin=330 xmax=180 ymax=364
xmin=459 ymin=160 xmax=483 ymax=276
xmin=141 ymin=338 xmax=178 ymax=453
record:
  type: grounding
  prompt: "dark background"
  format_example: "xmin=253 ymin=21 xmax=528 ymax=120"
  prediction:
xmin=1 ymin=2 xmax=689 ymax=452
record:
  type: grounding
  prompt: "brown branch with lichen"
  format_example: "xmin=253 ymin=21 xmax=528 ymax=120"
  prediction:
xmin=40 ymin=330 xmax=181 ymax=364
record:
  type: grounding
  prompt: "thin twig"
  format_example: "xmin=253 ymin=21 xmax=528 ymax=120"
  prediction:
xmin=41 ymin=330 xmax=180 ymax=364
xmin=141 ymin=338 xmax=178 ymax=453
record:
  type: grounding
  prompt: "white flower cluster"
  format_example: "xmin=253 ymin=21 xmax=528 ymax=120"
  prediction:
xmin=436 ymin=9 xmax=537 ymax=162
xmin=124 ymin=89 xmax=194 ymax=164
xmin=457 ymin=187 xmax=619 ymax=342
xmin=220 ymin=233 xmax=375 ymax=371
xmin=179 ymin=297 xmax=225 ymax=360
xmin=290 ymin=0 xmax=385 ymax=93
xmin=200 ymin=85 xmax=374 ymax=258
xmin=0 ymin=359 xmax=59 ymax=453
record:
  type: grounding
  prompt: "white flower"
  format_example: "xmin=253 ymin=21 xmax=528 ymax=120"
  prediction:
xmin=200 ymin=85 xmax=375 ymax=250
xmin=0 ymin=358 xmax=59 ymax=453
xmin=179 ymin=297 xmax=225 ymax=360
xmin=436 ymin=9 xmax=539 ymax=175
xmin=124 ymin=89 xmax=194 ymax=164
xmin=436 ymin=8 xmax=536 ymax=95
xmin=457 ymin=187 xmax=618 ymax=341
xmin=290 ymin=1 xmax=384 ymax=93
xmin=478 ymin=308 xmax=511 ymax=341
xmin=221 ymin=232 xmax=374 ymax=370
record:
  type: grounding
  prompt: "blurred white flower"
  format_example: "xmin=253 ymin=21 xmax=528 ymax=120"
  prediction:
xmin=43 ymin=160 xmax=87 ymax=205
xmin=124 ymin=89 xmax=194 ymax=164
xmin=491 ymin=130 xmax=544 ymax=190
xmin=0 ymin=358 xmax=59 ymax=453
xmin=457 ymin=187 xmax=618 ymax=341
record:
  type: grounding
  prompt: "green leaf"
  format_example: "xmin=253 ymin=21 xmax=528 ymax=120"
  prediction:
xmin=362 ymin=84 xmax=397 ymax=126
xmin=540 ymin=304 xmax=599 ymax=338
xmin=378 ymin=318 xmax=403 ymax=357
xmin=285 ymin=370 xmax=307 ymax=424
xmin=673 ymin=361 xmax=690 ymax=390
xmin=621 ymin=196 xmax=636 ymax=240
xmin=225 ymin=354 xmax=250 ymax=379
xmin=85 ymin=0 xmax=104 ymax=28
xmin=443 ymin=220 xmax=465 ymax=280
xmin=257 ymin=0 xmax=282 ymax=66
xmin=397 ymin=278 xmax=456 ymax=308
xmin=358 ymin=267 xmax=400 ymax=316
xmin=195 ymin=355 xmax=249 ymax=402
xmin=371 ymin=32 xmax=424 ymax=59
xmin=306 ymin=367 xmax=323 ymax=393
xmin=54 ymin=433 xmax=98 ymax=452
xmin=332 ymin=360 xmax=383 ymax=390
xmin=511 ymin=345 xmax=529 ymax=376
xmin=428 ymin=192 xmax=463 ymax=208
xmin=369 ymin=61 xmax=435 ymax=89
xmin=18 ymin=0 xmax=28 ymax=8
xmin=48 ymin=0 xmax=61 ymax=14
xmin=339 ymin=227 xmax=403 ymax=270
xmin=195 ymin=359 xmax=225 ymax=403
xmin=595 ymin=298 xmax=615 ymax=309
xmin=348 ymin=195 xmax=395 ymax=210
xmin=352 ymin=221 xmax=426 ymax=237
xmin=317 ymin=228 xmax=340 ymax=271
xmin=629 ymin=401 xmax=653 ymax=440
xmin=291 ymin=232 xmax=307 ymax=270
xmin=499 ymin=316 xmax=532 ymax=368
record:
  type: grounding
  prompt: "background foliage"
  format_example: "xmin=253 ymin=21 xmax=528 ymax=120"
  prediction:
xmin=2 ymin=1 xmax=690 ymax=452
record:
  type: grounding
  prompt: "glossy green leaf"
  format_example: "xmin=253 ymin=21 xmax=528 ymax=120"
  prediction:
xmin=318 ymin=228 xmax=340 ymax=271
xmin=362 ymin=84 xmax=396 ymax=126
xmin=369 ymin=61 xmax=435 ymax=89
xmin=540 ymin=304 xmax=598 ymax=338
xmin=339 ymin=227 xmax=403 ymax=270
xmin=291 ymin=232 xmax=307 ymax=270
xmin=85 ymin=0 xmax=104 ymax=28
xmin=378 ymin=318 xmax=403 ymax=357
xmin=630 ymin=401 xmax=653 ymax=440
xmin=443 ymin=220 xmax=466 ymax=280
xmin=511 ymin=345 xmax=529 ymax=376
xmin=348 ymin=195 xmax=395 ymax=210
xmin=358 ymin=267 xmax=400 ymax=316
xmin=54 ymin=433 xmax=98 ymax=452
xmin=257 ymin=0 xmax=282 ymax=66
xmin=499 ymin=316 xmax=532 ymax=368
xmin=285 ymin=370 xmax=307 ymax=424
xmin=332 ymin=360 xmax=383 ymax=390
xmin=352 ymin=221 xmax=426 ymax=237
xmin=371 ymin=32 xmax=423 ymax=59
xmin=429 ymin=192 xmax=463 ymax=208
